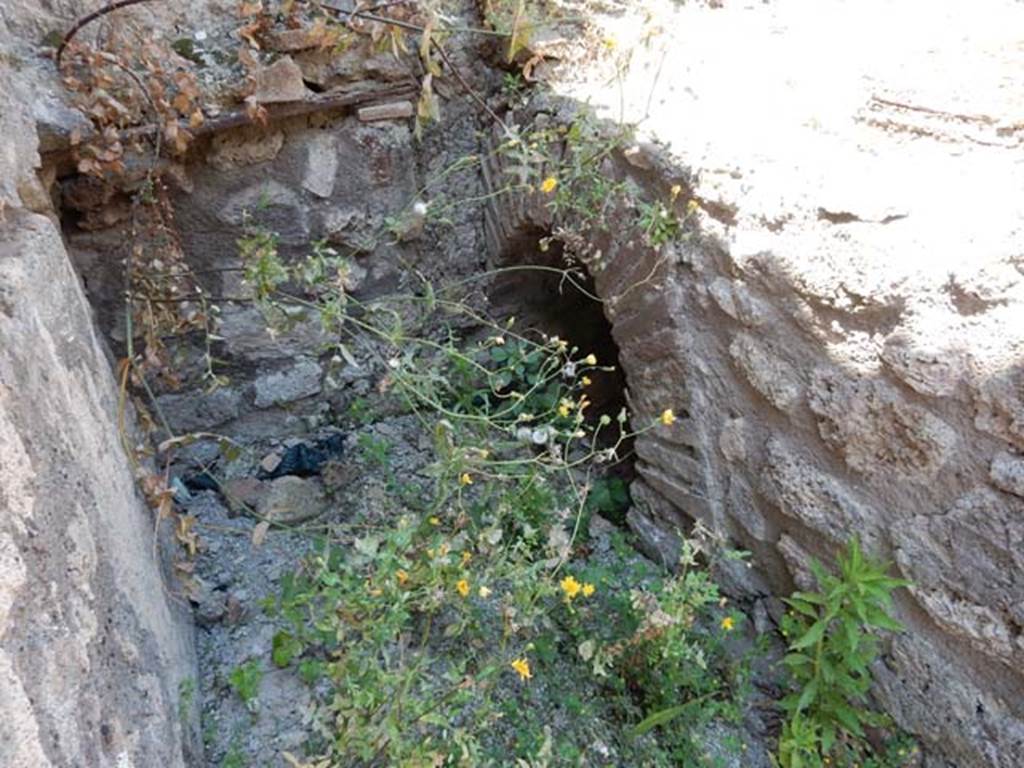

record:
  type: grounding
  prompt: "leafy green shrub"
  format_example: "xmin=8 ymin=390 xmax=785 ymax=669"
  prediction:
xmin=583 ymin=475 xmax=631 ymax=525
xmin=227 ymin=660 xmax=263 ymax=713
xmin=600 ymin=535 xmax=750 ymax=762
xmin=778 ymin=538 xmax=910 ymax=768
xmin=635 ymin=200 xmax=680 ymax=247
xmin=233 ymin=261 xmax=751 ymax=763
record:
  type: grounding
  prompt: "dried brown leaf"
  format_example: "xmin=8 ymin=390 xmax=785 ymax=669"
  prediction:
xmin=172 ymin=92 xmax=192 ymax=114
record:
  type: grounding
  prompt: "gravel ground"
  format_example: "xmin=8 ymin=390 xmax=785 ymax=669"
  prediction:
xmin=175 ymin=409 xmax=780 ymax=767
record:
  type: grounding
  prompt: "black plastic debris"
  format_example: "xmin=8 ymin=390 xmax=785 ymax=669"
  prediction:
xmin=258 ymin=433 xmax=345 ymax=480
xmin=183 ymin=470 xmax=221 ymax=493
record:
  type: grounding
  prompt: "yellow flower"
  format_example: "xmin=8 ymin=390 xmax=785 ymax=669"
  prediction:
xmin=584 ymin=353 xmax=597 ymax=366
xmin=670 ymin=184 xmax=682 ymax=199
xmin=582 ymin=583 xmax=595 ymax=597
xmin=511 ymin=657 xmax=532 ymax=681
xmin=686 ymin=199 xmax=700 ymax=215
xmin=582 ymin=376 xmax=592 ymax=386
xmin=560 ymin=575 xmax=582 ymax=600
xmin=396 ymin=569 xmax=409 ymax=586
xmin=456 ymin=579 xmax=470 ymax=598
xmin=602 ymin=36 xmax=617 ymax=51
xmin=540 ymin=176 xmax=558 ymax=194
xmin=660 ymin=408 xmax=676 ymax=426
xmin=558 ymin=398 xmax=573 ymax=418
xmin=459 ymin=472 xmax=473 ymax=486
xmin=721 ymin=616 xmax=735 ymax=631
xmin=462 ymin=550 xmax=472 ymax=566
xmin=429 ymin=516 xmax=441 ymax=526
xmin=478 ymin=585 xmax=492 ymax=598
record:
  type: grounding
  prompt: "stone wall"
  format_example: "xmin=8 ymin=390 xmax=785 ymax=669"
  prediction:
xmin=0 ymin=68 xmax=198 ymax=767
xmin=58 ymin=20 xmax=487 ymax=446
xmin=66 ymin=110 xmax=425 ymax=441
xmin=480 ymin=106 xmax=1024 ymax=765
xmin=484 ymin=2 xmax=1024 ymax=762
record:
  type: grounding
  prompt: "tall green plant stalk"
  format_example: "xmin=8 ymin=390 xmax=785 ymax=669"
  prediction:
xmin=777 ymin=538 xmax=910 ymax=768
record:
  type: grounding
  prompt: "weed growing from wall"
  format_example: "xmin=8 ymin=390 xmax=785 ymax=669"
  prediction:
xmin=778 ymin=539 xmax=912 ymax=768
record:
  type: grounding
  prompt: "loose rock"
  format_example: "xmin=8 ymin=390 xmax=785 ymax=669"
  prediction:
xmin=358 ymin=101 xmax=415 ymax=122
xmin=258 ymin=476 xmax=328 ymax=524
xmin=253 ymin=56 xmax=309 ymax=103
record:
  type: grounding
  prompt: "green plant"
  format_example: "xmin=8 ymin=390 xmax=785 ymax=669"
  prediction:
xmin=488 ymin=109 xmax=633 ymax=233
xmin=226 ymin=198 xmax=773 ymax=763
xmin=501 ymin=71 xmax=527 ymax=100
xmin=862 ymin=733 xmax=920 ymax=768
xmin=635 ymin=184 xmax=702 ymax=248
xmin=227 ymin=660 xmax=263 ymax=712
xmin=295 ymin=238 xmax=355 ymax=300
xmin=636 ymin=199 xmax=681 ymax=247
xmin=244 ymin=252 xmax=730 ymax=763
xmin=178 ymin=677 xmax=196 ymax=726
xmin=608 ymin=534 xmax=749 ymax=762
xmin=777 ymin=538 xmax=910 ymax=768
xmin=346 ymin=396 xmax=376 ymax=426
xmin=199 ymin=101 xmax=920 ymax=762
xmin=221 ymin=740 xmax=246 ymax=768
xmin=479 ymin=335 xmax=565 ymax=418
xmin=239 ymin=223 xmax=288 ymax=303
xmin=584 ymin=475 xmax=631 ymax=525
xmin=356 ymin=433 xmax=392 ymax=469
xmin=544 ymin=115 xmax=632 ymax=224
